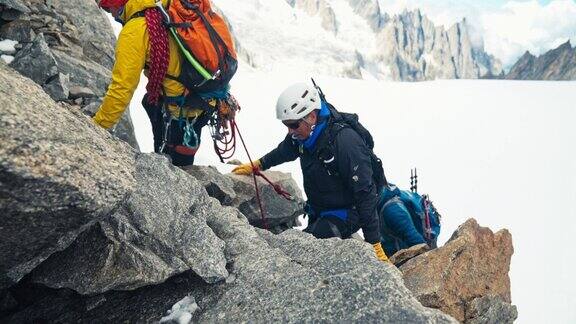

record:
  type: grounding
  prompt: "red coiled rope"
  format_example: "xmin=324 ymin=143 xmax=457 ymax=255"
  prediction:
xmin=145 ymin=8 xmax=169 ymax=105
xmin=213 ymin=120 xmax=237 ymax=161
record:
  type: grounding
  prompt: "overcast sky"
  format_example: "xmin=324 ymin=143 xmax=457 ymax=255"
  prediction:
xmin=378 ymin=0 xmax=576 ymax=68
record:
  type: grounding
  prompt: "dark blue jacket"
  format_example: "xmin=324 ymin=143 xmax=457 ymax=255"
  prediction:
xmin=260 ymin=114 xmax=381 ymax=244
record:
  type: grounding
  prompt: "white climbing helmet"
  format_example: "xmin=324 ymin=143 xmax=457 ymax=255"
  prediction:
xmin=275 ymin=82 xmax=321 ymax=121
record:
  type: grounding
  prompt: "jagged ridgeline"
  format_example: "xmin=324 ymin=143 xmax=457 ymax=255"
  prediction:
xmin=0 ymin=0 xmax=138 ymax=149
xmin=505 ymin=40 xmax=576 ymax=80
xmin=232 ymin=0 xmax=575 ymax=81
xmin=216 ymin=0 xmax=504 ymax=81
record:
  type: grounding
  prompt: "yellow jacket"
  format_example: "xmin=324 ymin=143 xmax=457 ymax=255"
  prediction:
xmin=93 ymin=0 xmax=203 ymax=129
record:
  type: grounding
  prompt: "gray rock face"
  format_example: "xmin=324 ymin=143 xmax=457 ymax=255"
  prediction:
xmin=376 ymin=11 xmax=502 ymax=81
xmin=0 ymin=19 xmax=35 ymax=42
xmin=505 ymin=40 xmax=576 ymax=80
xmin=0 ymin=290 xmax=18 ymax=315
xmin=345 ymin=0 xmax=389 ymax=31
xmin=1 ymin=62 xmax=227 ymax=296
xmin=466 ymin=295 xmax=518 ymax=324
xmin=10 ymin=33 xmax=57 ymax=84
xmin=287 ymin=0 xmax=337 ymax=34
xmin=0 ymin=0 xmax=29 ymax=14
xmin=185 ymin=166 xmax=304 ymax=233
xmin=31 ymin=154 xmax=228 ymax=295
xmin=50 ymin=48 xmax=112 ymax=97
xmin=5 ymin=223 xmax=458 ymax=323
xmin=42 ymin=72 xmax=69 ymax=101
xmin=183 ymin=165 xmax=237 ymax=205
xmin=0 ymin=63 xmax=136 ymax=290
xmin=0 ymin=0 xmax=29 ymax=22
xmin=228 ymin=171 xmax=305 ymax=232
xmin=78 ymin=98 xmax=139 ymax=150
xmin=47 ymin=0 xmax=115 ymax=69
xmin=0 ymin=0 xmax=139 ymax=150
xmin=192 ymin=214 xmax=457 ymax=322
xmin=68 ymin=85 xmax=96 ymax=99
xmin=5 ymin=271 xmax=210 ymax=323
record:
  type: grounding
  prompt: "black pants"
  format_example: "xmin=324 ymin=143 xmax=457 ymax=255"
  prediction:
xmin=143 ymin=95 xmax=210 ymax=167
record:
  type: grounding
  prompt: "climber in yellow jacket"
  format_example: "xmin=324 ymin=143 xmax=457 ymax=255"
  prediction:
xmin=95 ymin=0 xmax=220 ymax=166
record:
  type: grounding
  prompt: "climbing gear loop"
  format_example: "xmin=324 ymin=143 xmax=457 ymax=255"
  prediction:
xmin=209 ymin=95 xmax=241 ymax=162
xmin=183 ymin=117 xmax=199 ymax=148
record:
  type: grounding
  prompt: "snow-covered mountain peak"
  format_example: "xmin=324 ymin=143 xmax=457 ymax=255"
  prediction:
xmin=213 ymin=0 xmax=502 ymax=81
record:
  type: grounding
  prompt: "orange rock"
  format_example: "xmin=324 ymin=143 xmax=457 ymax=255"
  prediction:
xmin=399 ymin=218 xmax=514 ymax=322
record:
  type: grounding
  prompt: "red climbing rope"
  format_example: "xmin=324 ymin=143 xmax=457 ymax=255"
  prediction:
xmin=232 ymin=119 xmax=270 ymax=230
xmin=253 ymin=169 xmax=294 ymax=201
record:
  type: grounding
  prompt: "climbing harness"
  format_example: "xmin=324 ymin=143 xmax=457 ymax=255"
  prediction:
xmin=182 ymin=116 xmax=199 ymax=149
xmin=158 ymin=106 xmax=172 ymax=154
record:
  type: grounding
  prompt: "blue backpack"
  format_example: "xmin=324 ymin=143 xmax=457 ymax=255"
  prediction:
xmin=380 ymin=184 xmax=442 ymax=249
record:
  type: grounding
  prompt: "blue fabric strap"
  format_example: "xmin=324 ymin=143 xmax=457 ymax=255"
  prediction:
xmin=301 ymin=101 xmax=330 ymax=150
xmin=306 ymin=203 xmax=349 ymax=222
xmin=319 ymin=209 xmax=349 ymax=222
xmin=198 ymin=84 xmax=230 ymax=100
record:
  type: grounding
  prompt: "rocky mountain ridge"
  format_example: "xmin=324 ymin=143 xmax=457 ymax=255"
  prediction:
xmin=505 ymin=40 xmax=576 ymax=80
xmin=220 ymin=0 xmax=503 ymax=81
xmin=0 ymin=0 xmax=138 ymax=149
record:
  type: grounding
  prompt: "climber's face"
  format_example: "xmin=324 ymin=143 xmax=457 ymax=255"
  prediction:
xmin=284 ymin=111 xmax=317 ymax=141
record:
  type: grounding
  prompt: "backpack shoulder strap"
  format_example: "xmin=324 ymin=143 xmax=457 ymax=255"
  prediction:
xmin=129 ymin=10 xmax=147 ymax=21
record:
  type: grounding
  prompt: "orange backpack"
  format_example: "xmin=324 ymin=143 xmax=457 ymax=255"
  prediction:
xmin=166 ymin=0 xmax=237 ymax=95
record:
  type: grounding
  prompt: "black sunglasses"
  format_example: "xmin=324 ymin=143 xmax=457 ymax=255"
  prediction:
xmin=283 ymin=120 xmax=301 ymax=130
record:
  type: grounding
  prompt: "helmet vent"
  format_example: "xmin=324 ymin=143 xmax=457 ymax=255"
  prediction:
xmin=301 ymin=90 xmax=309 ymax=98
xmin=310 ymin=98 xmax=315 ymax=102
xmin=297 ymin=107 xmax=307 ymax=114
xmin=291 ymin=103 xmax=298 ymax=109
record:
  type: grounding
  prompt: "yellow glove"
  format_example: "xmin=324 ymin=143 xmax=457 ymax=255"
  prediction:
xmin=232 ymin=159 xmax=261 ymax=176
xmin=372 ymin=242 xmax=390 ymax=262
